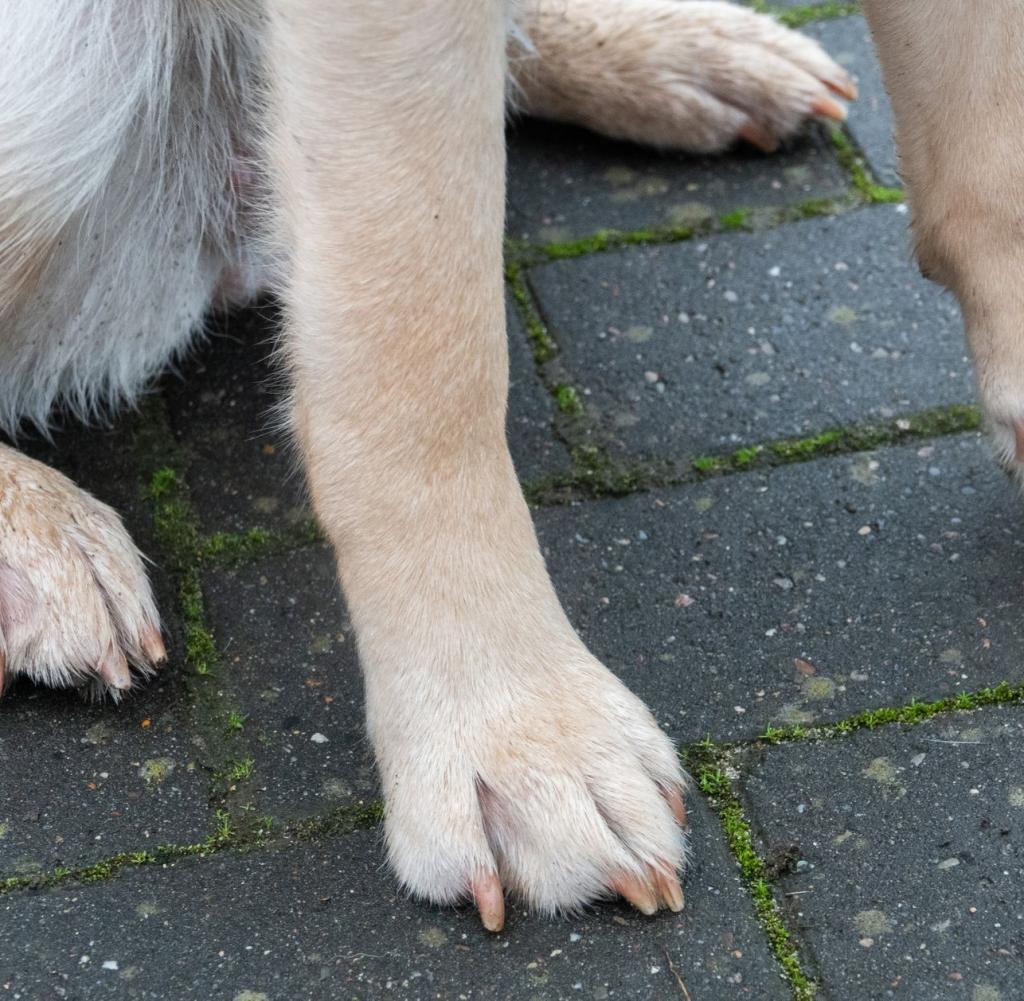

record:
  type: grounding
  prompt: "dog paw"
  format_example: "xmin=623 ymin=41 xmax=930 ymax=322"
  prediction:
xmin=519 ymin=0 xmax=856 ymax=153
xmin=0 ymin=444 xmax=165 ymax=697
xmin=369 ymin=645 xmax=687 ymax=929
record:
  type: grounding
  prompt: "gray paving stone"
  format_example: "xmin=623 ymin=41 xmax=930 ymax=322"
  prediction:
xmin=0 ymin=806 xmax=790 ymax=1000
xmin=0 ymin=679 xmax=209 ymax=878
xmin=805 ymin=16 xmax=900 ymax=188
xmin=0 ymin=416 xmax=209 ymax=877
xmin=529 ymin=206 xmax=968 ymax=465
xmin=164 ymin=304 xmax=311 ymax=537
xmin=533 ymin=434 xmax=1024 ymax=742
xmin=201 ymin=544 xmax=377 ymax=819
xmin=742 ymin=704 xmax=1024 ymax=999
xmin=166 ymin=297 xmax=566 ymax=535
xmin=507 ymin=119 xmax=849 ymax=244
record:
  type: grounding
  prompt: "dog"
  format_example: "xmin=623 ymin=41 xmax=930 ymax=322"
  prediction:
xmin=7 ymin=0 xmax=977 ymax=935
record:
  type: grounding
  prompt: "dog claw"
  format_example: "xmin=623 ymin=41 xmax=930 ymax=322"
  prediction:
xmin=738 ymin=119 xmax=778 ymax=153
xmin=826 ymin=76 xmax=858 ymax=101
xmin=98 ymin=646 xmax=132 ymax=691
xmin=810 ymin=95 xmax=847 ymax=122
xmin=473 ymin=872 xmax=505 ymax=933
xmin=142 ymin=626 xmax=167 ymax=664
xmin=612 ymin=872 xmax=659 ymax=915
xmin=652 ymin=866 xmax=685 ymax=913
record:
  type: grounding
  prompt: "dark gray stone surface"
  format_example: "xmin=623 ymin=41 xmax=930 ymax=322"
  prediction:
xmin=0 ymin=803 xmax=791 ymax=1001
xmin=0 ymin=677 xmax=208 ymax=877
xmin=164 ymin=304 xmax=312 ymax=537
xmin=535 ymin=434 xmax=1024 ymax=742
xmin=201 ymin=545 xmax=377 ymax=819
xmin=806 ymin=16 xmax=900 ymax=188
xmin=529 ymin=206 xmax=968 ymax=465
xmin=743 ymin=704 xmax=1024 ymax=1000
xmin=0 ymin=417 xmax=209 ymax=877
xmin=507 ymin=119 xmax=849 ymax=244
xmin=166 ymin=296 xmax=567 ymax=535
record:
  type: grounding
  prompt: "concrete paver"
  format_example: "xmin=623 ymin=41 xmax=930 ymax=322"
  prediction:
xmin=743 ymin=705 xmax=1024 ymax=999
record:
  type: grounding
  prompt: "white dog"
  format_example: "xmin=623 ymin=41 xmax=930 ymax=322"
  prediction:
xmin=5 ymin=0 xmax=973 ymax=934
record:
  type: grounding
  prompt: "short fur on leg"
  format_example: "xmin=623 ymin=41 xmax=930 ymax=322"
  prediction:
xmin=264 ymin=0 xmax=687 ymax=924
xmin=864 ymin=0 xmax=1024 ymax=476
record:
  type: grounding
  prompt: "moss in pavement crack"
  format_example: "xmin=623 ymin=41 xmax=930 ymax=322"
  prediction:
xmin=687 ymin=744 xmax=817 ymax=1000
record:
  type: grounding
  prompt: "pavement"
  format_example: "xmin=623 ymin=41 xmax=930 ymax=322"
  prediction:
xmin=2 ymin=7 xmax=1022 ymax=1001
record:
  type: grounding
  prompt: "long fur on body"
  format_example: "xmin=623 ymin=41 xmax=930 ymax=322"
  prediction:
xmin=0 ymin=0 xmax=262 ymax=433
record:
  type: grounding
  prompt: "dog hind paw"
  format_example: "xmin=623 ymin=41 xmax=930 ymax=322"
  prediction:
xmin=0 ymin=444 xmax=165 ymax=698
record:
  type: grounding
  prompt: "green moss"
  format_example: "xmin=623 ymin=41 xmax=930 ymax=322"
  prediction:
xmin=285 ymin=800 xmax=385 ymax=841
xmin=505 ymin=262 xmax=557 ymax=363
xmin=692 ymin=455 xmax=724 ymax=474
xmin=720 ymin=209 xmax=751 ymax=232
xmin=692 ymin=404 xmax=981 ymax=479
xmin=770 ymin=429 xmax=842 ymax=460
xmin=554 ymin=383 xmax=584 ymax=415
xmin=226 ymin=758 xmax=255 ymax=782
xmin=540 ymin=224 xmax=695 ymax=262
xmin=774 ymin=1 xmax=861 ymax=28
xmin=755 ymin=681 xmax=1021 ymax=746
xmin=732 ymin=445 xmax=762 ymax=468
xmin=867 ymin=184 xmax=904 ymax=204
xmin=201 ymin=528 xmax=269 ymax=559
xmin=791 ymin=197 xmax=838 ymax=221
xmin=830 ymin=127 xmax=904 ymax=204
xmin=197 ymin=520 xmax=321 ymax=564
xmin=226 ymin=710 xmax=247 ymax=732
xmin=139 ymin=757 xmax=175 ymax=786
xmin=529 ymin=403 xmax=981 ymax=505
xmin=0 ymin=834 xmax=234 ymax=895
xmin=690 ymin=754 xmax=817 ymax=999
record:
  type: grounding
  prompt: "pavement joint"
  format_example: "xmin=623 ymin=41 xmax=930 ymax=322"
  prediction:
xmin=0 ymin=799 xmax=382 ymax=898
xmin=689 ymin=748 xmax=818 ymax=1000
xmin=140 ymin=410 xmax=267 ymax=829
xmin=828 ymin=125 xmax=902 ymax=204
xmin=763 ymin=1 xmax=862 ymax=30
xmin=684 ymin=678 xmax=1024 ymax=998
xmin=522 ymin=402 xmax=983 ymax=505
xmin=504 ymin=126 xmax=899 ymax=270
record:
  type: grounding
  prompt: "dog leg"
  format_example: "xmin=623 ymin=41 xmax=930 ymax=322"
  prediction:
xmin=0 ymin=445 xmax=164 ymax=697
xmin=864 ymin=1 xmax=1024 ymax=475
xmin=512 ymin=0 xmax=856 ymax=152
xmin=265 ymin=0 xmax=686 ymax=928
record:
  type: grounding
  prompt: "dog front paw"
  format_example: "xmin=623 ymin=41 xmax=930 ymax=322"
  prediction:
xmin=518 ymin=0 xmax=856 ymax=153
xmin=0 ymin=445 xmax=165 ymax=697
xmin=368 ymin=642 xmax=687 ymax=930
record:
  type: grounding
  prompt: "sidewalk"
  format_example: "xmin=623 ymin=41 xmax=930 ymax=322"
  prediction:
xmin=3 ymin=8 xmax=1021 ymax=1000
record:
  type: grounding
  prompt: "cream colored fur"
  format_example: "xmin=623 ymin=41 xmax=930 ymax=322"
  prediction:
xmin=864 ymin=0 xmax=1024 ymax=473
xmin=1 ymin=0 xmax=855 ymax=924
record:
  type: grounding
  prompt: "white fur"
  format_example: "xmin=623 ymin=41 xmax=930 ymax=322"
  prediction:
xmin=0 ymin=0 xmax=263 ymax=433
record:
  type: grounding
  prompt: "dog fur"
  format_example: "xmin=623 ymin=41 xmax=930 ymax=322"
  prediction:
xmin=1 ymin=0 xmax=870 ymax=927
